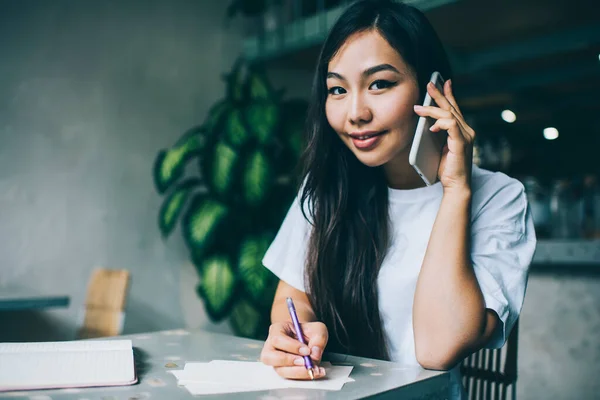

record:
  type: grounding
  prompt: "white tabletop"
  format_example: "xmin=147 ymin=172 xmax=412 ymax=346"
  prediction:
xmin=0 ymin=328 xmax=450 ymax=399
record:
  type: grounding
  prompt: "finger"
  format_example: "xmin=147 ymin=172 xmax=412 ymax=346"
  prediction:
xmin=274 ymin=365 xmax=327 ymax=380
xmin=442 ymin=80 xmax=475 ymax=139
xmin=413 ymin=105 xmax=452 ymax=120
xmin=427 ymin=82 xmax=471 ymax=135
xmin=261 ymin=348 xmax=307 ymax=368
xmin=268 ymin=333 xmax=311 ymax=356
xmin=430 ymin=118 xmax=465 ymax=144
xmin=426 ymin=81 xmax=453 ymax=112
xmin=305 ymin=334 xmax=328 ymax=362
xmin=417 ymin=91 xmax=469 ymax=134
xmin=443 ymin=80 xmax=463 ymax=118
xmin=415 ymin=106 xmax=470 ymax=139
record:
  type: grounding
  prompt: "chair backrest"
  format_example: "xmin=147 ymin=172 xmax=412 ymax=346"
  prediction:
xmin=78 ymin=268 xmax=130 ymax=339
xmin=460 ymin=319 xmax=520 ymax=400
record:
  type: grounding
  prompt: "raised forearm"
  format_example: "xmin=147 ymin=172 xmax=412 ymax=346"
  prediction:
xmin=413 ymin=189 xmax=488 ymax=369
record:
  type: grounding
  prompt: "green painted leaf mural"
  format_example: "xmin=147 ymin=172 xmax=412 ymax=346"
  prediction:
xmin=225 ymin=108 xmax=249 ymax=147
xmin=248 ymin=71 xmax=272 ymax=101
xmin=153 ymin=59 xmax=306 ymax=339
xmin=153 ymin=133 xmax=203 ymax=194
xmin=158 ymin=179 xmax=202 ymax=237
xmin=197 ymin=255 xmax=237 ymax=321
xmin=182 ymin=197 xmax=228 ymax=253
xmin=230 ymin=298 xmax=263 ymax=338
xmin=238 ymin=235 xmax=274 ymax=304
xmin=204 ymin=99 xmax=232 ymax=133
xmin=244 ymin=102 xmax=279 ymax=144
xmin=243 ymin=149 xmax=272 ymax=206
xmin=210 ymin=141 xmax=239 ymax=195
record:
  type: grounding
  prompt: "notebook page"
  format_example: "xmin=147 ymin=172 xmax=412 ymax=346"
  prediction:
xmin=0 ymin=340 xmax=132 ymax=353
xmin=174 ymin=361 xmax=354 ymax=394
xmin=0 ymin=340 xmax=136 ymax=391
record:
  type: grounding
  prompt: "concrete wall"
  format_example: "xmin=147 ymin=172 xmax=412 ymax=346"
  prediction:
xmin=0 ymin=0 xmax=247 ymax=339
xmin=519 ymin=270 xmax=600 ymax=400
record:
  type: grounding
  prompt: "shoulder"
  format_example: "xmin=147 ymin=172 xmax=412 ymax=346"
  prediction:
xmin=470 ymin=166 xmax=529 ymax=232
xmin=471 ymin=166 xmax=525 ymax=200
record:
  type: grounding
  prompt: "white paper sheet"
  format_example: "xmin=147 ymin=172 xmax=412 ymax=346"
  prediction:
xmin=169 ymin=360 xmax=354 ymax=395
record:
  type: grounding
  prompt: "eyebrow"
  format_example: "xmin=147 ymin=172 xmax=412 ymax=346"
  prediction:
xmin=326 ymin=63 xmax=401 ymax=80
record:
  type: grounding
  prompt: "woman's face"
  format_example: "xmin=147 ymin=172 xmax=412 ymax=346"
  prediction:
xmin=325 ymin=30 xmax=420 ymax=170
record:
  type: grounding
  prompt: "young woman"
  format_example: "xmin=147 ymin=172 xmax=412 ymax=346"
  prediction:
xmin=260 ymin=0 xmax=536 ymax=397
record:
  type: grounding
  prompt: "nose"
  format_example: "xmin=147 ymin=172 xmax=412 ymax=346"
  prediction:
xmin=348 ymin=93 xmax=372 ymax=125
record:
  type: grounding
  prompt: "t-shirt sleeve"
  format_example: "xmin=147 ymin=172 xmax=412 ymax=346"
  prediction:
xmin=262 ymin=193 xmax=311 ymax=292
xmin=470 ymin=176 xmax=537 ymax=349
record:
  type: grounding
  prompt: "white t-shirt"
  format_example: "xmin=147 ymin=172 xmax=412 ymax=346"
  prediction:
xmin=262 ymin=166 xmax=537 ymax=399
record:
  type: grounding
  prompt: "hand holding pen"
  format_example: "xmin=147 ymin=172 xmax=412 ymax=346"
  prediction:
xmin=286 ymin=297 xmax=317 ymax=379
xmin=260 ymin=297 xmax=328 ymax=380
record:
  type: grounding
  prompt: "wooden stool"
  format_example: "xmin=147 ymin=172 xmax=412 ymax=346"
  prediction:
xmin=78 ymin=268 xmax=130 ymax=339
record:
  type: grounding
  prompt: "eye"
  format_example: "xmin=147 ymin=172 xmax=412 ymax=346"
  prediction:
xmin=328 ymin=86 xmax=346 ymax=95
xmin=370 ymin=80 xmax=395 ymax=90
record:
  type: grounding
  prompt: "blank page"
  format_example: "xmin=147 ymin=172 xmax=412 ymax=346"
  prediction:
xmin=0 ymin=340 xmax=136 ymax=391
xmin=172 ymin=361 xmax=355 ymax=394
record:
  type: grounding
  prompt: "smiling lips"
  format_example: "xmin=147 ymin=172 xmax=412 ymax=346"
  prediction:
xmin=348 ymin=131 xmax=385 ymax=150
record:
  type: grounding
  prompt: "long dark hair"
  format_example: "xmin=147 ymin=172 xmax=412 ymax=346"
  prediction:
xmin=299 ymin=0 xmax=452 ymax=360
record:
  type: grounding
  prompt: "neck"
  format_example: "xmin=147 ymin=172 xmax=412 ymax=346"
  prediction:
xmin=383 ymin=153 xmax=427 ymax=190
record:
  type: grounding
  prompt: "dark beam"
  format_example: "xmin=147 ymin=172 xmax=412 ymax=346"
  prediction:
xmin=459 ymin=63 xmax=600 ymax=99
xmin=454 ymin=23 xmax=600 ymax=74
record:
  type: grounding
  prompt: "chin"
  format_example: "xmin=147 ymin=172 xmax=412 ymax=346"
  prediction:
xmin=352 ymin=152 xmax=389 ymax=168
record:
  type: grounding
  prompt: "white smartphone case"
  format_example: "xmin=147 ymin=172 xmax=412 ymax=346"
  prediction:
xmin=408 ymin=71 xmax=446 ymax=186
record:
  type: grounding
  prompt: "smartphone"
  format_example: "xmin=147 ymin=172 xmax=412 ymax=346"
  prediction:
xmin=408 ymin=71 xmax=447 ymax=186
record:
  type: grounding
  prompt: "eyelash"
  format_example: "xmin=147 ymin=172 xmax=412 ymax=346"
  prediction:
xmin=327 ymin=80 xmax=396 ymax=95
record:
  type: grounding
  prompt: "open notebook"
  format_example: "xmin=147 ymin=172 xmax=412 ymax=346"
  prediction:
xmin=0 ymin=339 xmax=137 ymax=391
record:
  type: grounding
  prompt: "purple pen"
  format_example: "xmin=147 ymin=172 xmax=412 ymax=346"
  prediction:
xmin=286 ymin=297 xmax=316 ymax=380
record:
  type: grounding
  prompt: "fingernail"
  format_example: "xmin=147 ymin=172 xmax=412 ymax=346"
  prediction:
xmin=299 ymin=346 xmax=310 ymax=355
xmin=429 ymin=125 xmax=436 ymax=132
xmin=413 ymin=105 xmax=422 ymax=110
xmin=311 ymin=346 xmax=321 ymax=358
xmin=294 ymin=357 xmax=304 ymax=366
xmin=448 ymin=79 xmax=452 ymax=88
xmin=320 ymin=367 xmax=326 ymax=376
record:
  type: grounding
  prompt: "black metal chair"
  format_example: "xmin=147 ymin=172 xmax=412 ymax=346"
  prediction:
xmin=460 ymin=319 xmax=520 ymax=400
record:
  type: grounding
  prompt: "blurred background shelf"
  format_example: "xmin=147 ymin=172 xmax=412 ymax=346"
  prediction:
xmin=533 ymin=239 xmax=600 ymax=265
xmin=243 ymin=0 xmax=600 ymax=181
xmin=243 ymin=0 xmax=457 ymax=62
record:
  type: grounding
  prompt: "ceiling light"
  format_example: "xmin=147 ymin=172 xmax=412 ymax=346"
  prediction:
xmin=501 ymin=109 xmax=516 ymax=123
xmin=543 ymin=127 xmax=559 ymax=140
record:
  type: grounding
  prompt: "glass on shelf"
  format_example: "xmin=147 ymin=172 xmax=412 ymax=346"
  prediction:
xmin=579 ymin=174 xmax=600 ymax=239
xmin=549 ymin=179 xmax=579 ymax=239
xmin=523 ymin=176 xmax=551 ymax=239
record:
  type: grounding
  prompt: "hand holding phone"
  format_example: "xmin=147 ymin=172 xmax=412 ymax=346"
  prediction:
xmin=408 ymin=71 xmax=447 ymax=186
